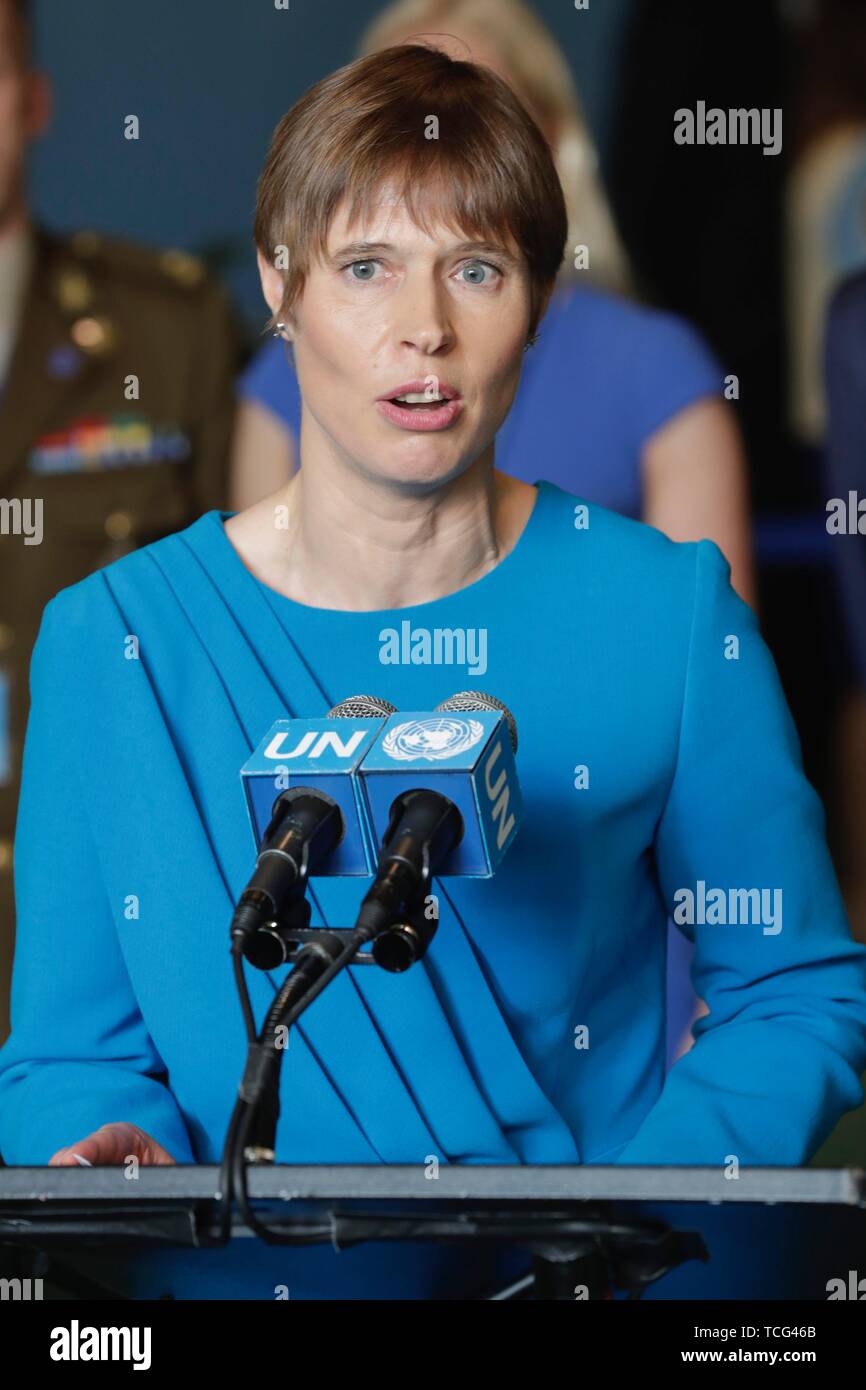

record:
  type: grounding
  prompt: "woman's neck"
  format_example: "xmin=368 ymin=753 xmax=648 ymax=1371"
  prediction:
xmin=226 ymin=450 xmax=537 ymax=612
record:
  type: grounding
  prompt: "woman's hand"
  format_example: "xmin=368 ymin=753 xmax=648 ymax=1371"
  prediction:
xmin=48 ymin=1122 xmax=176 ymax=1166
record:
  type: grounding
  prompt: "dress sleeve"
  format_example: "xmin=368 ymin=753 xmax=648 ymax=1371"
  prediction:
xmin=614 ymin=539 xmax=866 ymax=1165
xmin=634 ymin=309 xmax=725 ymax=443
xmin=0 ymin=595 xmax=195 ymax=1164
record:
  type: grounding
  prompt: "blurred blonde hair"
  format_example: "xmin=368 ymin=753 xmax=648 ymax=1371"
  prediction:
xmin=357 ymin=0 xmax=632 ymax=295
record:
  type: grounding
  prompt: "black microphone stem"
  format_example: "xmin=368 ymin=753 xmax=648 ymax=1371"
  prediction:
xmin=241 ymin=935 xmax=345 ymax=1161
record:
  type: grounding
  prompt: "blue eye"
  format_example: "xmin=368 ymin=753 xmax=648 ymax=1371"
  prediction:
xmin=348 ymin=260 xmax=378 ymax=280
xmin=458 ymin=260 xmax=501 ymax=286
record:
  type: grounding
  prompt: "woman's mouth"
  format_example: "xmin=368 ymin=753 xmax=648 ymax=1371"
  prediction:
xmin=376 ymin=389 xmax=464 ymax=432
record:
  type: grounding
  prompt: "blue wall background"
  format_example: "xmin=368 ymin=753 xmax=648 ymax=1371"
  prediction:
xmin=27 ymin=0 xmax=633 ymax=331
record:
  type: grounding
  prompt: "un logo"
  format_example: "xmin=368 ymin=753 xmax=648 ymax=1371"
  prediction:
xmin=382 ymin=717 xmax=484 ymax=762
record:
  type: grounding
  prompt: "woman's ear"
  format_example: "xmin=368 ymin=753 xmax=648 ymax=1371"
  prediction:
xmin=256 ymin=248 xmax=289 ymax=327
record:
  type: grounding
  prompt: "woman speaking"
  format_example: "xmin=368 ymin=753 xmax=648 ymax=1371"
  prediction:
xmin=1 ymin=44 xmax=865 ymax=1300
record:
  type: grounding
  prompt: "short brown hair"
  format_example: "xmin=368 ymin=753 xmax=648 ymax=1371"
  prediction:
xmin=253 ymin=43 xmax=568 ymax=338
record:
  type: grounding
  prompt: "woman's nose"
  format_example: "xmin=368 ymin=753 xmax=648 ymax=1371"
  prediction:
xmin=394 ymin=278 xmax=454 ymax=354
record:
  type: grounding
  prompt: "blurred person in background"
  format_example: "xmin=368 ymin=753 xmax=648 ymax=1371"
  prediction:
xmin=231 ymin=0 xmax=755 ymax=612
xmin=785 ymin=0 xmax=866 ymax=949
xmin=786 ymin=0 xmax=866 ymax=450
xmin=823 ymin=270 xmax=866 ymax=945
xmin=604 ymin=0 xmax=866 ymax=1241
xmin=0 ymin=0 xmax=241 ymax=1042
xmin=814 ymin=268 xmax=866 ymax=1172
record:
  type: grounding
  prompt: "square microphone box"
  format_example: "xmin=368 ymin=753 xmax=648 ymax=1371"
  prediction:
xmin=240 ymin=715 xmax=386 ymax=875
xmin=356 ymin=709 xmax=522 ymax=876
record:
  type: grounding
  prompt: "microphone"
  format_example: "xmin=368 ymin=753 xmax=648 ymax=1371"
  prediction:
xmin=229 ymin=786 xmax=343 ymax=961
xmin=234 ymin=696 xmax=396 ymax=967
xmin=240 ymin=695 xmax=396 ymax=877
xmin=354 ymin=786 xmax=465 ymax=952
xmin=357 ymin=689 xmax=522 ymax=878
xmin=329 ymin=695 xmax=398 ymax=720
xmin=436 ymin=690 xmax=518 ymax=752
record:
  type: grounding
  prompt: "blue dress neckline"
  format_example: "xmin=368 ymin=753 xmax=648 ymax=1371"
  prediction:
xmin=203 ymin=479 xmax=556 ymax=619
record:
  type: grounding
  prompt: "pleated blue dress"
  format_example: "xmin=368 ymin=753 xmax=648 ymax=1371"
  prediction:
xmin=2 ymin=480 xmax=865 ymax=1298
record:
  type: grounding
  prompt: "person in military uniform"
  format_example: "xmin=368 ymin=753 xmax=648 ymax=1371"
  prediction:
xmin=0 ymin=0 xmax=241 ymax=1040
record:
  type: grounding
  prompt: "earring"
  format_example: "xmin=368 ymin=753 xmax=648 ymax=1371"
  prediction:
xmin=524 ymin=333 xmax=539 ymax=352
xmin=273 ymin=321 xmax=287 ymax=339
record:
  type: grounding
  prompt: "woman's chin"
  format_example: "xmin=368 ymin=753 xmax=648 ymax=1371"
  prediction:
xmin=363 ymin=448 xmax=471 ymax=492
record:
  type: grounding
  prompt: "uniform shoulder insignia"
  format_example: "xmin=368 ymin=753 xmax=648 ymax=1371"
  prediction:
xmin=63 ymin=231 xmax=207 ymax=291
xmin=158 ymin=248 xmax=206 ymax=288
xmin=68 ymin=229 xmax=104 ymax=258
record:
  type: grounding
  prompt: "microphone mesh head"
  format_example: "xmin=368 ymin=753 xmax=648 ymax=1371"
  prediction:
xmin=435 ymin=691 xmax=518 ymax=753
xmin=327 ymin=694 xmax=397 ymax=719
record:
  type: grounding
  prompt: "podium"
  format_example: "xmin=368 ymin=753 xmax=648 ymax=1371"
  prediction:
xmin=1 ymin=1165 xmax=864 ymax=1300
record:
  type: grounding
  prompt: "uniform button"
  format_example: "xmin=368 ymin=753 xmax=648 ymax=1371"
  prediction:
xmin=55 ymin=269 xmax=93 ymax=314
xmin=0 ymin=838 xmax=11 ymax=873
xmin=0 ymin=622 xmax=14 ymax=652
xmin=104 ymin=511 xmax=134 ymax=541
xmin=159 ymin=248 xmax=205 ymax=287
xmin=70 ymin=315 xmax=118 ymax=356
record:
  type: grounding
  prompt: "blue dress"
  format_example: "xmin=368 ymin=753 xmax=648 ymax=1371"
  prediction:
xmin=239 ymin=285 xmax=723 ymax=519
xmin=1 ymin=480 xmax=864 ymax=1298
